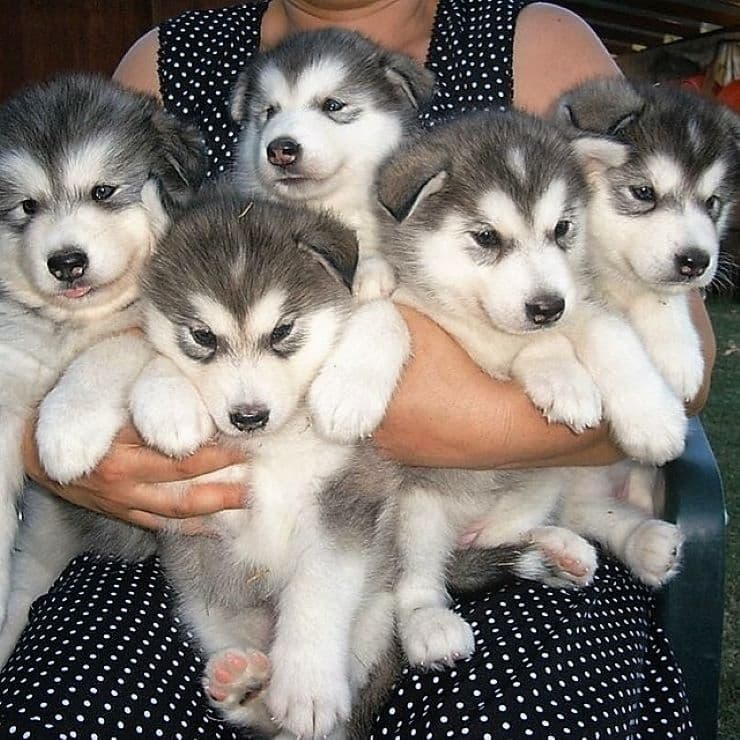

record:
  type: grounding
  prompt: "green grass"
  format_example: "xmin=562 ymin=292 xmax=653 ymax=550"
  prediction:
xmin=703 ymin=297 xmax=739 ymax=739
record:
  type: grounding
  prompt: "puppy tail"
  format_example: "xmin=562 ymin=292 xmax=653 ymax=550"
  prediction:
xmin=446 ymin=543 xmax=548 ymax=593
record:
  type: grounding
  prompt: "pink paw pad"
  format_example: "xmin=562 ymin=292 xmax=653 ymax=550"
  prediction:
xmin=204 ymin=649 xmax=271 ymax=706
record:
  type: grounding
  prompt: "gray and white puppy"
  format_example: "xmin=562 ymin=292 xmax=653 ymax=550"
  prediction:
xmin=310 ymin=110 xmax=688 ymax=668
xmin=0 ymin=73 xmax=205 ymax=628
xmin=231 ymin=28 xmax=435 ymax=302
xmin=552 ymin=77 xmax=739 ymax=403
xmin=130 ymin=190 xmax=402 ymax=739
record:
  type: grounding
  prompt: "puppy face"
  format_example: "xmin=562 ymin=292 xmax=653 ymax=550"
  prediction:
xmin=378 ymin=112 xmax=589 ymax=334
xmin=554 ymin=79 xmax=740 ymax=292
xmin=232 ymin=29 xmax=434 ymax=203
xmin=144 ymin=192 xmax=358 ymax=437
xmin=0 ymin=75 xmax=206 ymax=321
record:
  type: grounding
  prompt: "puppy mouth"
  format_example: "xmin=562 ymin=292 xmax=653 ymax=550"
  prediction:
xmin=60 ymin=282 xmax=93 ymax=300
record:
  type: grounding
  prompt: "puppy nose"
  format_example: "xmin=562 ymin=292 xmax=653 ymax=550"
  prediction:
xmin=675 ymin=248 xmax=710 ymax=279
xmin=229 ymin=405 xmax=270 ymax=432
xmin=266 ymin=137 xmax=301 ymax=167
xmin=47 ymin=249 xmax=88 ymax=282
xmin=525 ymin=294 xmax=565 ymax=326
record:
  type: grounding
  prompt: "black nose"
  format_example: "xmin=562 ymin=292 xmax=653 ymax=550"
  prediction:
xmin=266 ymin=137 xmax=301 ymax=167
xmin=525 ymin=294 xmax=565 ymax=326
xmin=229 ymin=405 xmax=270 ymax=432
xmin=675 ymin=248 xmax=710 ymax=279
xmin=47 ymin=249 xmax=88 ymax=282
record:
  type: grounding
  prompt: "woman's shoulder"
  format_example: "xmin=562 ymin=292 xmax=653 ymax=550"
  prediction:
xmin=513 ymin=2 xmax=621 ymax=114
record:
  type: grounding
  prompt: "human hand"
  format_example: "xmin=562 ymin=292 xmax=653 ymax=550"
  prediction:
xmin=22 ymin=418 xmax=247 ymax=532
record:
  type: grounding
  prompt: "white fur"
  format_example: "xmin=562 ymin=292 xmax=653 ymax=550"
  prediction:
xmin=234 ymin=57 xmax=404 ymax=301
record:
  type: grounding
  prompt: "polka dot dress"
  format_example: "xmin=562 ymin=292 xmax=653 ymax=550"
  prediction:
xmin=0 ymin=2 xmax=697 ymax=738
xmin=157 ymin=0 xmax=530 ymax=180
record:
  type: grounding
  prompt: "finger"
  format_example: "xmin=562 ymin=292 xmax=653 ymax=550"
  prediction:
xmin=128 ymin=482 xmax=248 ymax=519
xmin=95 ymin=443 xmax=246 ymax=485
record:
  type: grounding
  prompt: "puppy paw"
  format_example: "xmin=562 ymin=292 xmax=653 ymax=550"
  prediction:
xmin=528 ymin=526 xmax=598 ymax=588
xmin=399 ymin=606 xmax=475 ymax=668
xmin=658 ymin=351 xmax=704 ymax=403
xmin=624 ymin=520 xmax=683 ymax=587
xmin=309 ymin=300 xmax=408 ymax=442
xmin=37 ymin=392 xmax=125 ymax=484
xmin=608 ymin=387 xmax=687 ymax=464
xmin=523 ymin=366 xmax=603 ymax=432
xmin=352 ymin=255 xmax=396 ymax=303
xmin=204 ymin=648 xmax=271 ymax=708
xmin=267 ymin=654 xmax=351 ymax=738
xmin=130 ymin=359 xmax=215 ymax=456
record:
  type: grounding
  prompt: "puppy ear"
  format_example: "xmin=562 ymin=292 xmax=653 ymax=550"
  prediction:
xmin=230 ymin=64 xmax=258 ymax=123
xmin=553 ymin=79 xmax=644 ymax=137
xmin=572 ymin=135 xmax=630 ymax=178
xmin=151 ymin=109 xmax=208 ymax=209
xmin=377 ymin=144 xmax=448 ymax=222
xmin=297 ymin=214 xmax=359 ymax=291
xmin=381 ymin=51 xmax=436 ymax=110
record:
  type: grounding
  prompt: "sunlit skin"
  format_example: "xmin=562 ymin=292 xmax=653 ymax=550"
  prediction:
xmin=21 ymin=0 xmax=716 ymax=528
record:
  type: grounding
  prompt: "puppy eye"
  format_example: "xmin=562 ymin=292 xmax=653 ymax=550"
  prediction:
xmin=264 ymin=105 xmax=277 ymax=120
xmin=91 ymin=185 xmax=116 ymax=202
xmin=190 ymin=326 xmax=217 ymax=350
xmin=270 ymin=321 xmax=294 ymax=347
xmin=321 ymin=98 xmax=345 ymax=113
xmin=21 ymin=199 xmax=39 ymax=216
xmin=471 ymin=229 xmax=501 ymax=249
xmin=554 ymin=220 xmax=571 ymax=240
xmin=629 ymin=185 xmax=656 ymax=203
xmin=705 ymin=195 xmax=721 ymax=215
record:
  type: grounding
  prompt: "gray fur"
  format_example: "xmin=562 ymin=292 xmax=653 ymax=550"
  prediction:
xmin=231 ymin=28 xmax=435 ymax=126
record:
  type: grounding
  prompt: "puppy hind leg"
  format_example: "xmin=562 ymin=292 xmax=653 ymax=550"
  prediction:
xmin=561 ymin=468 xmax=683 ymax=587
xmin=0 ymin=485 xmax=82 ymax=667
xmin=0 ymin=410 xmax=27 ymax=627
xmin=396 ymin=488 xmax=474 ymax=667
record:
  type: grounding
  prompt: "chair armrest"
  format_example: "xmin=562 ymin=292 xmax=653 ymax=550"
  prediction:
xmin=659 ymin=416 xmax=726 ymax=739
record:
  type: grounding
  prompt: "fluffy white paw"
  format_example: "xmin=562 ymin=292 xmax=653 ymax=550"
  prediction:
xmin=204 ymin=648 xmax=271 ymax=709
xmin=267 ymin=655 xmax=351 ymax=739
xmin=400 ymin=606 xmax=475 ymax=668
xmin=522 ymin=364 xmax=603 ymax=432
xmin=623 ymin=520 xmax=683 ymax=587
xmin=658 ymin=350 xmax=704 ymax=403
xmin=37 ymin=392 xmax=124 ymax=484
xmin=130 ymin=363 xmax=215 ymax=456
xmin=608 ymin=386 xmax=687 ymax=465
xmin=528 ymin=526 xmax=598 ymax=588
xmin=309 ymin=300 xmax=408 ymax=443
xmin=352 ymin=255 xmax=396 ymax=303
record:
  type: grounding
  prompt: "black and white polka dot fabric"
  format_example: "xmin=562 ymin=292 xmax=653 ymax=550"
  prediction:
xmin=158 ymin=0 xmax=530 ymax=180
xmin=0 ymin=1 xmax=697 ymax=737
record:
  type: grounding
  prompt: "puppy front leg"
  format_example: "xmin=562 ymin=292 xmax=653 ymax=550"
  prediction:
xmin=130 ymin=355 xmax=215 ymax=457
xmin=267 ymin=548 xmax=365 ymax=738
xmin=309 ymin=299 xmax=409 ymax=442
xmin=396 ymin=486 xmax=475 ymax=668
xmin=569 ymin=310 xmax=687 ymax=464
xmin=352 ymin=221 xmax=397 ymax=303
xmin=627 ymin=294 xmax=703 ymax=402
xmin=510 ymin=332 xmax=602 ymax=432
xmin=36 ymin=334 xmax=153 ymax=484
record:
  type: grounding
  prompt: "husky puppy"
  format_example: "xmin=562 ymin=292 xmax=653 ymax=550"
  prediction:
xmin=125 ymin=190 xmax=402 ymax=739
xmin=0 ymin=74 xmax=205 ymax=625
xmin=230 ymin=28 xmax=435 ymax=302
xmin=310 ymin=110 xmax=689 ymax=667
xmin=552 ymin=78 xmax=740 ymax=402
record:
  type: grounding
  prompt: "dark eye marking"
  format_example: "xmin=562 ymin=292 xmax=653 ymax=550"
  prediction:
xmin=629 ymin=185 xmax=656 ymax=203
xmin=270 ymin=321 xmax=294 ymax=347
xmin=705 ymin=194 xmax=721 ymax=216
xmin=21 ymin=199 xmax=39 ymax=216
xmin=471 ymin=229 xmax=501 ymax=249
xmin=91 ymin=184 xmax=117 ymax=202
xmin=190 ymin=326 xmax=217 ymax=351
xmin=321 ymin=98 xmax=345 ymax=113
